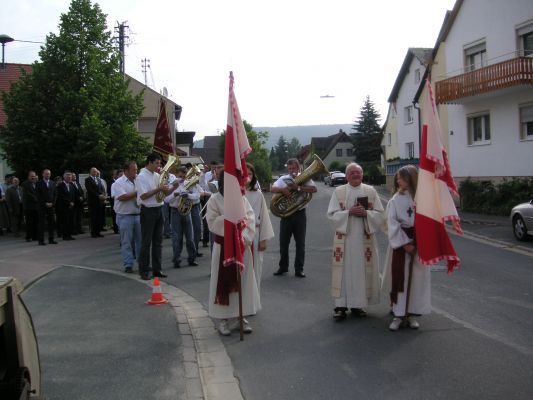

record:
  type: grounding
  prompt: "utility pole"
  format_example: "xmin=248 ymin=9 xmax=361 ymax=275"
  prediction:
xmin=114 ymin=21 xmax=129 ymax=74
xmin=141 ymin=58 xmax=150 ymax=86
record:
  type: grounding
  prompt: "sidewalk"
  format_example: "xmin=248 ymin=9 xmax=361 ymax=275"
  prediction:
xmin=0 ymin=232 xmax=240 ymax=400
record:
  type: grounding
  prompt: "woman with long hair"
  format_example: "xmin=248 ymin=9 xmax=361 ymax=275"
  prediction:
xmin=382 ymin=165 xmax=431 ymax=331
xmin=205 ymin=169 xmax=261 ymax=336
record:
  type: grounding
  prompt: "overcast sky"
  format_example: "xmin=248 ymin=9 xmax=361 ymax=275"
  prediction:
xmin=2 ymin=0 xmax=456 ymax=139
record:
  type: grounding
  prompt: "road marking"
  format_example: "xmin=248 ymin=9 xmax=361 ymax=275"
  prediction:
xmin=432 ymin=306 xmax=533 ymax=356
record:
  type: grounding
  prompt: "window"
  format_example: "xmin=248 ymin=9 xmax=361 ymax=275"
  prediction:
xmin=405 ymin=142 xmax=415 ymax=158
xmin=414 ymin=69 xmax=421 ymax=84
xmin=404 ymin=106 xmax=413 ymax=124
xmin=346 ymin=148 xmax=353 ymax=157
xmin=520 ymin=105 xmax=533 ymax=140
xmin=467 ymin=113 xmax=491 ymax=145
xmin=521 ymin=31 xmax=533 ymax=57
xmin=387 ymin=133 xmax=392 ymax=146
xmin=336 ymin=149 xmax=342 ymax=157
xmin=517 ymin=21 xmax=533 ymax=57
xmin=464 ymin=42 xmax=487 ymax=71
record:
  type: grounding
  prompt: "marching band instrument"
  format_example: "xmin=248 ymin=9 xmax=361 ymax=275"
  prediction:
xmin=176 ymin=164 xmax=202 ymax=215
xmin=270 ymin=154 xmax=328 ymax=218
xmin=156 ymin=154 xmax=179 ymax=202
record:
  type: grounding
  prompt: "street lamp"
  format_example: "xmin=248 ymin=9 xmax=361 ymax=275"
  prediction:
xmin=0 ymin=34 xmax=14 ymax=70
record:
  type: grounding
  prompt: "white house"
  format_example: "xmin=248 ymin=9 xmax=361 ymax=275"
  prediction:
xmin=434 ymin=0 xmax=533 ymax=182
xmin=382 ymin=48 xmax=433 ymax=188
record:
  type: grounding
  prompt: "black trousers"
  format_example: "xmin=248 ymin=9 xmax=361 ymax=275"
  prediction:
xmin=139 ymin=206 xmax=163 ymax=276
xmin=38 ymin=206 xmax=56 ymax=242
xmin=59 ymin=207 xmax=74 ymax=239
xmin=279 ymin=208 xmax=307 ymax=273
xmin=89 ymin=203 xmax=104 ymax=236
xmin=25 ymin=209 xmax=39 ymax=241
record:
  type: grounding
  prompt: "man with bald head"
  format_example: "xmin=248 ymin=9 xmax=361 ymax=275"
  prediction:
xmin=326 ymin=162 xmax=384 ymax=320
xmin=85 ymin=167 xmax=106 ymax=238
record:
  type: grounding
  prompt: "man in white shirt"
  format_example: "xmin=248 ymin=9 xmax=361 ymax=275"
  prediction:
xmin=165 ymin=166 xmax=198 ymax=268
xmin=271 ymin=158 xmax=317 ymax=278
xmin=112 ymin=161 xmax=141 ymax=274
xmin=135 ymin=153 xmax=174 ymax=280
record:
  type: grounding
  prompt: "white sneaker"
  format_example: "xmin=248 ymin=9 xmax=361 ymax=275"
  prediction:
xmin=389 ymin=317 xmax=403 ymax=331
xmin=243 ymin=321 xmax=253 ymax=334
xmin=407 ymin=316 xmax=420 ymax=329
xmin=218 ymin=320 xmax=231 ymax=336
xmin=229 ymin=318 xmax=253 ymax=333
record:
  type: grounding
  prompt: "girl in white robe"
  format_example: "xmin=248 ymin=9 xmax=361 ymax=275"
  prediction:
xmin=244 ymin=164 xmax=274 ymax=295
xmin=206 ymin=173 xmax=261 ymax=336
xmin=382 ymin=165 xmax=431 ymax=331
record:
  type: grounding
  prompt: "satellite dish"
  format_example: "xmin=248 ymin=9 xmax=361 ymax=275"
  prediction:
xmin=162 ymin=87 xmax=168 ymax=97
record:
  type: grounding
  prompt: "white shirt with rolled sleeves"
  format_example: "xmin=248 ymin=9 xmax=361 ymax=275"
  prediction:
xmin=135 ymin=167 xmax=163 ymax=208
xmin=271 ymin=173 xmax=317 ymax=210
xmin=111 ymin=176 xmax=140 ymax=215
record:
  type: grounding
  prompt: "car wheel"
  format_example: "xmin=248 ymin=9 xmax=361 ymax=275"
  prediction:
xmin=512 ymin=215 xmax=530 ymax=241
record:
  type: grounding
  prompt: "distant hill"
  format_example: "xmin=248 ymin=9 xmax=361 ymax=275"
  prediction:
xmin=255 ymin=124 xmax=353 ymax=149
xmin=193 ymin=124 xmax=354 ymax=149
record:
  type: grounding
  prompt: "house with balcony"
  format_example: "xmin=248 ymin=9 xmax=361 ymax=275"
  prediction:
xmin=382 ymin=48 xmax=432 ymax=189
xmin=433 ymin=0 xmax=533 ymax=182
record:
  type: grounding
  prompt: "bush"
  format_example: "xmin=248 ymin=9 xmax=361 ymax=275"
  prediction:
xmin=459 ymin=177 xmax=533 ymax=215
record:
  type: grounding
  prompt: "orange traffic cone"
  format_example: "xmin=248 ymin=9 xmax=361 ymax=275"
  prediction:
xmin=147 ymin=277 xmax=168 ymax=305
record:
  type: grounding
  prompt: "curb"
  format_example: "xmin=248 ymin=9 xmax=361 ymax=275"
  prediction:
xmin=62 ymin=265 xmax=242 ymax=400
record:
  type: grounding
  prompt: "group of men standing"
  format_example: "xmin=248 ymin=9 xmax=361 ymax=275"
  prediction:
xmin=110 ymin=153 xmax=219 ymax=280
xmin=0 ymin=167 xmax=115 ymax=245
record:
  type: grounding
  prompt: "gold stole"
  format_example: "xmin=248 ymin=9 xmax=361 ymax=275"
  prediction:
xmin=331 ymin=184 xmax=375 ymax=299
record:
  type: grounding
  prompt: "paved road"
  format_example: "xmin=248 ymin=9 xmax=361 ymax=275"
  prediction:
xmin=1 ymin=184 xmax=532 ymax=399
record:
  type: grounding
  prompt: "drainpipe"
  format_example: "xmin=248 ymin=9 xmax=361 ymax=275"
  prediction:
xmin=413 ymin=101 xmax=421 ymax=164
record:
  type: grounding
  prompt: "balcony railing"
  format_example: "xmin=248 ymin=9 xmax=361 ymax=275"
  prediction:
xmin=435 ymin=57 xmax=533 ymax=104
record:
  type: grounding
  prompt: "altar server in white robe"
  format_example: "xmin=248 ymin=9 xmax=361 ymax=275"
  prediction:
xmin=382 ymin=165 xmax=431 ymax=331
xmin=327 ymin=162 xmax=384 ymax=320
xmin=244 ymin=163 xmax=274 ymax=294
xmin=206 ymin=171 xmax=261 ymax=336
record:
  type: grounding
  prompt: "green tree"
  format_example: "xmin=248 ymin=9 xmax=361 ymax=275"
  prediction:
xmin=218 ymin=120 xmax=272 ymax=187
xmin=268 ymin=147 xmax=280 ymax=172
xmin=350 ymin=96 xmax=382 ymax=163
xmin=287 ymin=137 xmax=301 ymax=159
xmin=0 ymin=0 xmax=149 ymax=176
xmin=273 ymin=135 xmax=289 ymax=170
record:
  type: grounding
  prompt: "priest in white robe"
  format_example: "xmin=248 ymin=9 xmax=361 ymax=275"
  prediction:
xmin=206 ymin=180 xmax=261 ymax=336
xmin=326 ymin=163 xmax=384 ymax=320
xmin=382 ymin=165 xmax=431 ymax=331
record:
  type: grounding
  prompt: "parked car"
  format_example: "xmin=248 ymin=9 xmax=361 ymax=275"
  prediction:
xmin=330 ymin=172 xmax=347 ymax=186
xmin=324 ymin=171 xmax=340 ymax=186
xmin=510 ymin=199 xmax=533 ymax=241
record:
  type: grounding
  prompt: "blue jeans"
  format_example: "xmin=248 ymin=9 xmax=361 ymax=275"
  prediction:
xmin=116 ymin=214 xmax=141 ymax=268
xmin=170 ymin=208 xmax=196 ymax=263
xmin=190 ymin=204 xmax=202 ymax=253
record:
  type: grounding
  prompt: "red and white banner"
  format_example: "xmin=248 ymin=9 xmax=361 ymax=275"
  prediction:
xmin=153 ymin=99 xmax=174 ymax=157
xmin=415 ymin=79 xmax=462 ymax=273
xmin=223 ymin=72 xmax=251 ymax=269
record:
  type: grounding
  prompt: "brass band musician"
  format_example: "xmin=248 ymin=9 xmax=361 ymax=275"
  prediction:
xmin=271 ymin=158 xmax=317 ymax=278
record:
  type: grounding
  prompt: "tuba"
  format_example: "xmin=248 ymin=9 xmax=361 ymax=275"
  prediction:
xmin=177 ymin=165 xmax=202 ymax=215
xmin=155 ymin=154 xmax=179 ymax=202
xmin=270 ymin=154 xmax=328 ymax=218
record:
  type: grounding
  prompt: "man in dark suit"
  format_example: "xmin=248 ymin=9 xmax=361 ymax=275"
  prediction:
xmin=85 ymin=167 xmax=106 ymax=238
xmin=5 ymin=177 xmax=24 ymax=237
xmin=56 ymin=171 xmax=76 ymax=240
xmin=21 ymin=171 xmax=40 ymax=243
xmin=36 ymin=168 xmax=58 ymax=245
xmin=71 ymin=173 xmax=85 ymax=234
